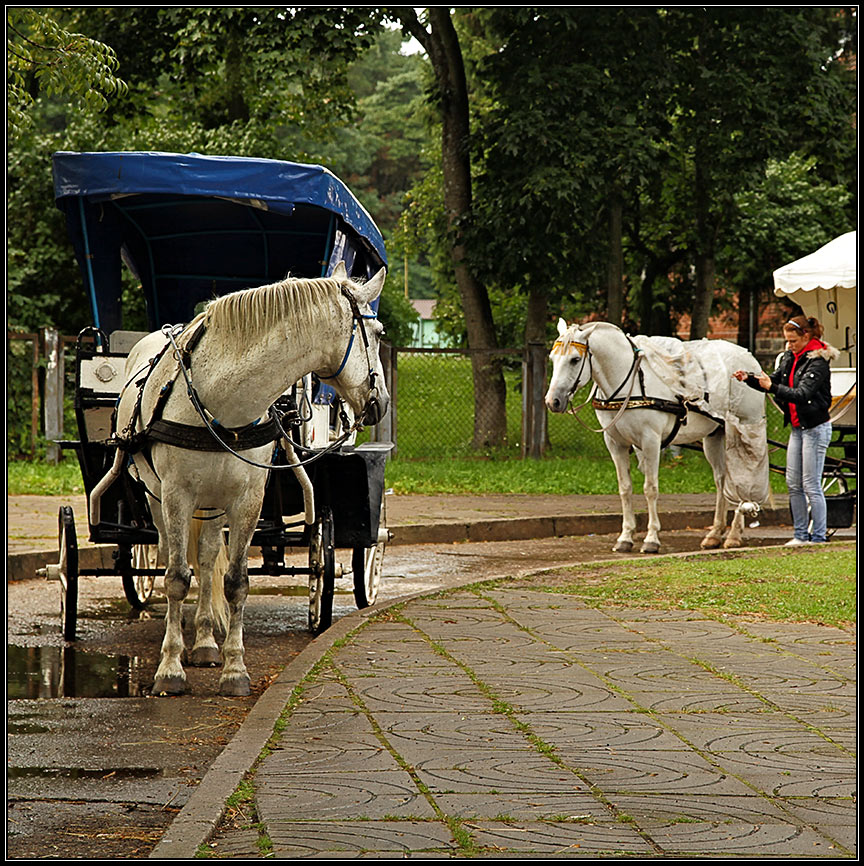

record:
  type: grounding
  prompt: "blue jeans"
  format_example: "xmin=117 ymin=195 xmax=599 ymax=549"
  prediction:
xmin=786 ymin=422 xmax=832 ymax=542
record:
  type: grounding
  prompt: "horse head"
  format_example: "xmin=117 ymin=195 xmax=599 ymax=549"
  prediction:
xmin=545 ymin=318 xmax=593 ymax=413
xmin=321 ymin=262 xmax=390 ymax=427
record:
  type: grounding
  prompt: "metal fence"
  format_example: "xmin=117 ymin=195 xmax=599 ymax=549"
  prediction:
xmin=8 ymin=334 xmax=789 ymax=465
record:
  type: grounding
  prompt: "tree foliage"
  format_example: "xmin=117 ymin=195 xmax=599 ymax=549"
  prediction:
xmin=7 ymin=8 xmax=127 ymax=139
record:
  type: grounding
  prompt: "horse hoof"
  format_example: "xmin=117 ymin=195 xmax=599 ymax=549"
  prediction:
xmin=613 ymin=541 xmax=633 ymax=553
xmin=641 ymin=542 xmax=660 ymax=554
xmin=219 ymin=676 xmax=251 ymax=697
xmin=153 ymin=676 xmax=187 ymax=696
xmin=701 ymin=536 xmax=722 ymax=550
xmin=723 ymin=538 xmax=743 ymax=550
xmin=189 ymin=646 xmax=222 ymax=667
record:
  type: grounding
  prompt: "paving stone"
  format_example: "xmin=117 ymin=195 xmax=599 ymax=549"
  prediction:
xmin=467 ymin=820 xmax=654 ymax=855
xmin=648 ymin=821 xmax=846 ymax=857
xmin=607 ymin=793 xmax=795 ymax=825
xmin=519 ymin=713 xmax=692 ymax=751
xmin=255 ymin=773 xmax=437 ymax=822
xmin=655 ymin=713 xmax=853 ymax=755
xmin=763 ymin=774 xmax=857 ymax=800
xmin=480 ymin=677 xmax=635 ymax=713
xmin=553 ymin=750 xmax=756 ymax=797
xmin=411 ymin=749 xmax=591 ymax=795
xmin=347 ymin=676 xmax=492 ymax=713
xmin=261 ymin=740 xmax=399 ymax=774
xmin=377 ymin=712 xmax=530 ymax=752
xmin=265 ymin=819 xmax=457 ymax=855
xmin=774 ymin=796 xmax=858 ymax=827
xmin=434 ymin=792 xmax=611 ymax=821
xmin=206 ymin=828 xmax=262 ymax=859
xmin=227 ymin=591 xmax=856 ymax=861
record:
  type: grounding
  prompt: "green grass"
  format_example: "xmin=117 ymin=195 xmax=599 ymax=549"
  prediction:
xmin=7 ymin=458 xmax=86 ymax=495
xmin=384 ymin=449 xmax=733 ymax=495
xmin=537 ymin=545 xmax=856 ymax=627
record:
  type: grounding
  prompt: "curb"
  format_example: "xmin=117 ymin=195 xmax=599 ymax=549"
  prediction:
xmin=7 ymin=507 xmax=792 ymax=583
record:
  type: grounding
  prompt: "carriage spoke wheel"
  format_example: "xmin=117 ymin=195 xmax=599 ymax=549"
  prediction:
xmin=308 ymin=507 xmax=335 ymax=635
xmin=121 ymin=544 xmax=159 ymax=610
xmin=352 ymin=500 xmax=387 ymax=609
xmin=58 ymin=506 xmax=79 ymax=642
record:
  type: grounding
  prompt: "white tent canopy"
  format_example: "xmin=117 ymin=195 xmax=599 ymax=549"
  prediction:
xmin=773 ymin=230 xmax=857 ymax=370
xmin=773 ymin=230 xmax=856 ymax=294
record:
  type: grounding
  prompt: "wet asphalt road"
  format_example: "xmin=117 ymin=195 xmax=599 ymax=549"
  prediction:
xmin=6 ymin=527 xmax=801 ymax=859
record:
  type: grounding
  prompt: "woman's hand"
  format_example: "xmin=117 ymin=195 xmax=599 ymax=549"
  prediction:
xmin=733 ymin=370 xmax=771 ymax=391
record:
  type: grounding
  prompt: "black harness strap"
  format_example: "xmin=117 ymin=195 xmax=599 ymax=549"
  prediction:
xmin=146 ymin=416 xmax=282 ymax=452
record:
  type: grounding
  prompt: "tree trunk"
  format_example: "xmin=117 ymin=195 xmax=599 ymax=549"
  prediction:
xmin=689 ymin=153 xmax=715 ymax=341
xmin=606 ymin=192 xmax=624 ymax=325
xmin=400 ymin=8 xmax=507 ymax=448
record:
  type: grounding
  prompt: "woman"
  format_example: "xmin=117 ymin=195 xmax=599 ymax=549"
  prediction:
xmin=733 ymin=315 xmax=837 ymax=545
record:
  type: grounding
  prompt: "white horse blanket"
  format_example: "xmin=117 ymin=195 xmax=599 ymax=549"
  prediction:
xmin=632 ymin=336 xmax=772 ymax=506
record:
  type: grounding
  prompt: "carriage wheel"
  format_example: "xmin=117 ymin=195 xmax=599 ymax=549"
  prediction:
xmin=352 ymin=500 xmax=387 ymax=609
xmin=58 ymin=506 xmax=79 ymax=642
xmin=308 ymin=507 xmax=335 ymax=635
xmin=121 ymin=544 xmax=159 ymax=610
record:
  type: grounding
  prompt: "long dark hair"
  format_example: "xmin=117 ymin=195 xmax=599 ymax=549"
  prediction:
xmin=783 ymin=315 xmax=823 ymax=340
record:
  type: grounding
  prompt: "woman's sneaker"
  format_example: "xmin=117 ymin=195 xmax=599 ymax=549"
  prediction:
xmin=784 ymin=538 xmax=812 ymax=547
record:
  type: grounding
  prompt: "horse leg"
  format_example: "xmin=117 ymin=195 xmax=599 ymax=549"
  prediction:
xmin=605 ymin=434 xmax=636 ymax=553
xmin=701 ymin=433 xmax=728 ymax=549
xmin=636 ymin=442 xmax=662 ymax=554
xmin=152 ymin=496 xmax=193 ymax=695
xmin=217 ymin=499 xmax=261 ymax=697
xmin=724 ymin=506 xmax=745 ymax=549
xmin=187 ymin=516 xmax=226 ymax=667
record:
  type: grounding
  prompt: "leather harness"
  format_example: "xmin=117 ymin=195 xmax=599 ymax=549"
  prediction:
xmin=575 ymin=331 xmax=724 ymax=449
xmin=114 ymin=319 xmax=282 ymax=456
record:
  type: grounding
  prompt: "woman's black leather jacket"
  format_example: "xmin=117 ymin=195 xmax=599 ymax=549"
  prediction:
xmin=745 ymin=343 xmax=837 ymax=429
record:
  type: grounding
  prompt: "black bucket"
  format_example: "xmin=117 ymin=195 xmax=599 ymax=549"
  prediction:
xmin=825 ymin=492 xmax=856 ymax=529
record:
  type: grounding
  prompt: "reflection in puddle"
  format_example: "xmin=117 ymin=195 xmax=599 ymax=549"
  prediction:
xmin=7 ymin=646 xmax=145 ymax=699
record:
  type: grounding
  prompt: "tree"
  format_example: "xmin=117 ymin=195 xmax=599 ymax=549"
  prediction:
xmin=465 ymin=8 xmax=670 ymax=347
xmin=6 ymin=8 xmax=127 ymax=139
xmin=661 ymin=7 xmax=856 ymax=339
xmin=390 ymin=8 xmax=507 ymax=449
xmin=723 ymin=153 xmax=853 ymax=348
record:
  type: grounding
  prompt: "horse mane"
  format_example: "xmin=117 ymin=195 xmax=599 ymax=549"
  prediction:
xmin=195 ymin=274 xmax=343 ymax=345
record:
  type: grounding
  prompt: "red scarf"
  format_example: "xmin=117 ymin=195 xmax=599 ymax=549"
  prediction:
xmin=788 ymin=338 xmax=824 ymax=427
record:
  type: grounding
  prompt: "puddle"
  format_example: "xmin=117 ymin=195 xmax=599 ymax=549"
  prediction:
xmin=7 ymin=645 xmax=146 ymax=699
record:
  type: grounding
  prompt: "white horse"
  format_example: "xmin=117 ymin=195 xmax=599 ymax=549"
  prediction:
xmin=101 ymin=262 xmax=388 ymax=696
xmin=545 ymin=319 xmax=768 ymax=554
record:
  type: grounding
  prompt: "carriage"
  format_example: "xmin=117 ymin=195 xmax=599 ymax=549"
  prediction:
xmin=48 ymin=151 xmax=392 ymax=645
xmin=772 ymin=230 xmax=857 ymax=530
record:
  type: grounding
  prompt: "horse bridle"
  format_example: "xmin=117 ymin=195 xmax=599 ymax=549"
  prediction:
xmin=316 ymin=283 xmax=383 ymax=427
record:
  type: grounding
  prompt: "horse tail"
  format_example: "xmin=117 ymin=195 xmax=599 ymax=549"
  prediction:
xmin=187 ymin=512 xmax=230 ymax=636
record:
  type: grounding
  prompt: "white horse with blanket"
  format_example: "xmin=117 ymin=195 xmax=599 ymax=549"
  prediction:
xmin=545 ymin=320 xmax=771 ymax=554
xmin=95 ymin=263 xmax=388 ymax=696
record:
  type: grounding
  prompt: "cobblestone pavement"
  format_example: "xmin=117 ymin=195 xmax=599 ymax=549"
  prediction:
xmin=172 ymin=559 xmax=855 ymax=860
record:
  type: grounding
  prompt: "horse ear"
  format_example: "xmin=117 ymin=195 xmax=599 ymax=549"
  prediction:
xmin=331 ymin=261 xmax=348 ymax=281
xmin=354 ymin=267 xmax=386 ymax=306
xmin=557 ymin=317 xmax=568 ymax=336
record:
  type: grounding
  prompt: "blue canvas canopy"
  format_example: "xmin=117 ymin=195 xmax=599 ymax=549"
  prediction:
xmin=53 ymin=151 xmax=387 ymax=334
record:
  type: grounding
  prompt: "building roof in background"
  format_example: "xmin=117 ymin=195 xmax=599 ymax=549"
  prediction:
xmin=410 ymin=299 xmax=437 ymax=319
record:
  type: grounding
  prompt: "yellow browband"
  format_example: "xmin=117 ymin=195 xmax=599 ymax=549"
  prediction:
xmin=551 ymin=340 xmax=588 ymax=357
